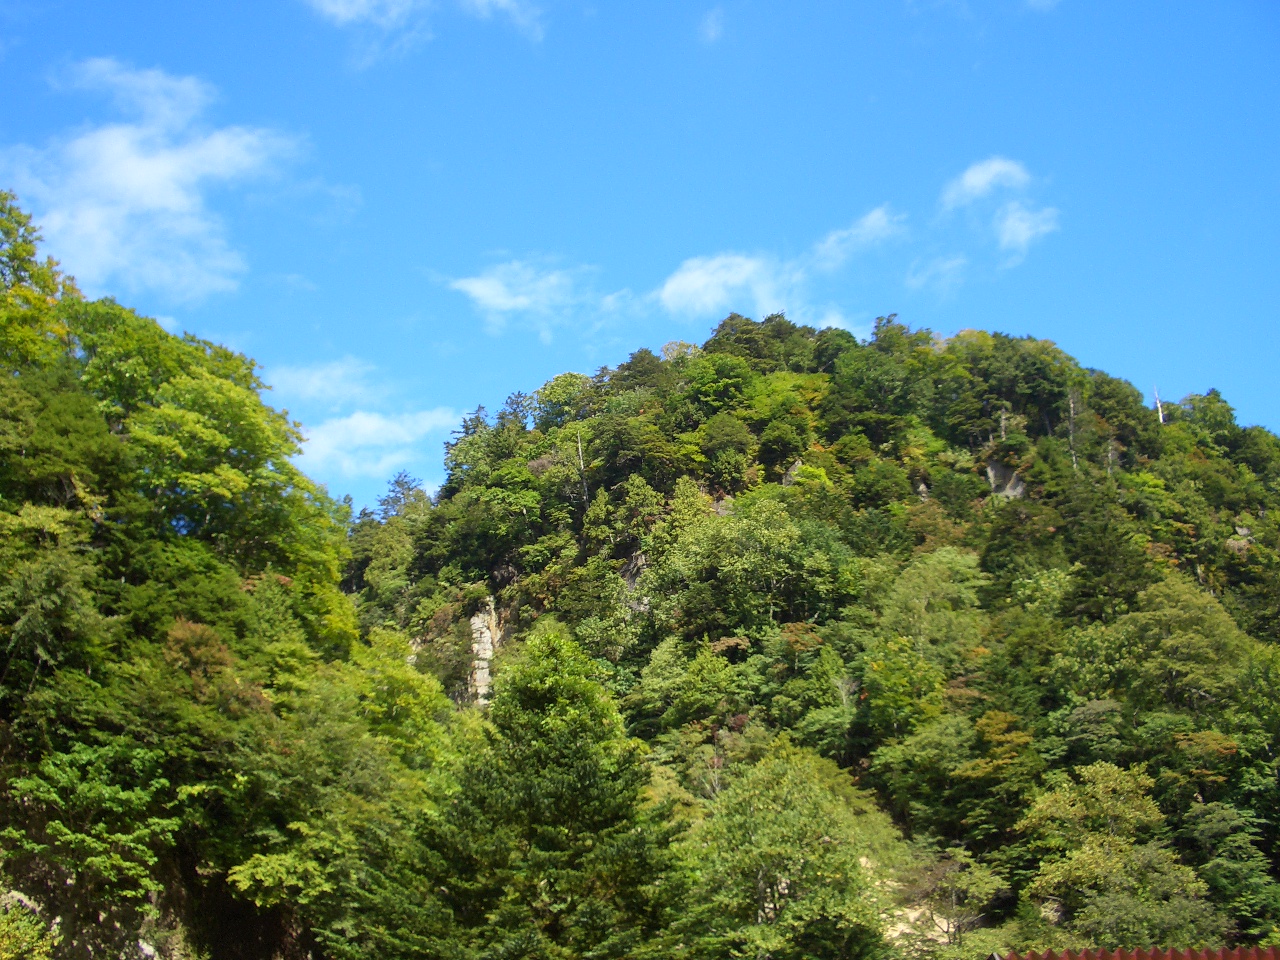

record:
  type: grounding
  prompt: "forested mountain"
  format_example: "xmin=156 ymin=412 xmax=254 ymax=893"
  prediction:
xmin=4 ymin=191 xmax=1280 ymax=960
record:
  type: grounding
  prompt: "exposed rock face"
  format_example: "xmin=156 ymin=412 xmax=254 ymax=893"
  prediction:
xmin=1225 ymin=537 xmax=1251 ymax=557
xmin=620 ymin=551 xmax=647 ymax=590
xmin=469 ymin=598 xmax=501 ymax=706
xmin=620 ymin=551 xmax=651 ymax=613
xmin=985 ymin=461 xmax=1026 ymax=499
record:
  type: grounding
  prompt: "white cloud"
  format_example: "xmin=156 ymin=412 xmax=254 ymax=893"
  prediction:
xmin=937 ymin=157 xmax=1058 ymax=264
xmin=658 ymin=253 xmax=791 ymax=318
xmin=459 ymin=0 xmax=543 ymax=39
xmin=449 ymin=260 xmax=592 ymax=341
xmin=655 ymin=204 xmax=900 ymax=321
xmin=811 ymin=205 xmax=905 ymax=270
xmin=450 ymin=260 xmax=579 ymax=315
xmin=906 ymin=254 xmax=968 ymax=292
xmin=269 ymin=355 xmax=456 ymax=488
xmin=809 ymin=307 xmax=866 ymax=334
xmin=994 ymin=201 xmax=1059 ymax=258
xmin=67 ymin=58 xmax=213 ymax=127
xmin=941 ymin=156 xmax=1031 ymax=209
xmin=268 ymin=357 xmax=381 ymax=409
xmin=1 ymin=58 xmax=292 ymax=301
xmin=447 ymin=180 xmax=1053 ymax=341
xmin=279 ymin=272 xmax=319 ymax=292
xmin=304 ymin=0 xmax=422 ymax=27
xmin=700 ymin=8 xmax=724 ymax=43
xmin=302 ymin=408 xmax=458 ymax=478
xmin=303 ymin=0 xmax=543 ymax=45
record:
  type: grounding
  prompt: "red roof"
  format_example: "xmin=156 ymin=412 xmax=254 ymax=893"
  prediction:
xmin=996 ymin=950 xmax=1280 ymax=960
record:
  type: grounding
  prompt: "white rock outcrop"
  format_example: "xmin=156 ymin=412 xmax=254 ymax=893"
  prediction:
xmin=469 ymin=598 xmax=501 ymax=705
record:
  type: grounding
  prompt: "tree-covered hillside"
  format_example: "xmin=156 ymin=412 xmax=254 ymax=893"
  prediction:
xmin=5 ymin=191 xmax=1280 ymax=959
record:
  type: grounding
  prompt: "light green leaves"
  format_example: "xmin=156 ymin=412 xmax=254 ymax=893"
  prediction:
xmin=679 ymin=743 xmax=887 ymax=960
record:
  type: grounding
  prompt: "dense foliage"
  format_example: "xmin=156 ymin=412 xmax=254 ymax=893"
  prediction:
xmin=5 ymin=191 xmax=1280 ymax=958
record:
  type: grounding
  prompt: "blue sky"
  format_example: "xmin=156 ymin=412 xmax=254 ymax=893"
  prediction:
xmin=1 ymin=1 xmax=1277 ymax=507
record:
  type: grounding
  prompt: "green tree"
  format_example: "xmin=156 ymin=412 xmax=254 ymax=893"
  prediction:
xmin=907 ymin=847 xmax=1008 ymax=947
xmin=445 ymin=629 xmax=673 ymax=957
xmin=0 ymin=191 xmax=77 ymax=368
xmin=1018 ymin=762 xmax=1229 ymax=948
xmin=0 ymin=741 xmax=180 ymax=959
xmin=0 ymin=895 xmax=57 ymax=960
xmin=1178 ymin=802 xmax=1280 ymax=942
xmin=677 ymin=742 xmax=889 ymax=960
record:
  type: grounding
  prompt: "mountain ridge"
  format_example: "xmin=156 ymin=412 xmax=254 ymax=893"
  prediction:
xmin=4 ymin=190 xmax=1280 ymax=958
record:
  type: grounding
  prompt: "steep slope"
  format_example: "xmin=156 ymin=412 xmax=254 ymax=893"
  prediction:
xmin=6 ymin=187 xmax=1280 ymax=958
xmin=348 ymin=313 xmax=1280 ymax=952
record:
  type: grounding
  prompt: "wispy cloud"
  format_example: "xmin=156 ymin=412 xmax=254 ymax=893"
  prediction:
xmin=268 ymin=356 xmax=382 ymax=410
xmin=448 ymin=204 xmax=906 ymax=335
xmin=907 ymin=254 xmax=968 ymax=292
xmin=994 ymin=201 xmax=1059 ymax=259
xmin=303 ymin=0 xmax=543 ymax=57
xmin=658 ymin=254 xmax=791 ymax=318
xmin=449 ymin=260 xmax=586 ymax=339
xmin=305 ymin=0 xmax=421 ymax=28
xmin=459 ymin=0 xmax=543 ymax=39
xmin=302 ymin=408 xmax=458 ymax=478
xmin=447 ymin=161 xmax=1057 ymax=337
xmin=277 ymin=272 xmax=320 ymax=292
xmin=657 ymin=204 xmax=903 ymax=322
xmin=941 ymin=156 xmax=1031 ymax=209
xmin=700 ymin=8 xmax=724 ymax=43
xmin=1 ymin=58 xmax=293 ymax=301
xmin=940 ymin=156 xmax=1057 ymax=262
xmin=452 ymin=234 xmax=883 ymax=336
xmin=811 ymin=205 xmax=907 ymax=270
xmin=268 ymin=356 xmax=458 ymax=488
